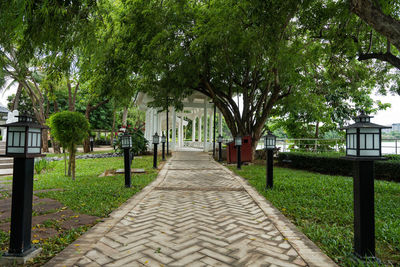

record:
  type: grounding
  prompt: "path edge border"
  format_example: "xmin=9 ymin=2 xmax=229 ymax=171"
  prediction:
xmin=44 ymin=159 xmax=170 ymax=267
xmin=219 ymin=163 xmax=338 ymax=267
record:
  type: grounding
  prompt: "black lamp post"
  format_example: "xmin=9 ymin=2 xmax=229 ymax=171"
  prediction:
xmin=342 ymin=111 xmax=389 ymax=259
xmin=90 ymin=136 xmax=94 ymax=152
xmin=161 ymin=134 xmax=166 ymax=161
xmin=264 ymin=131 xmax=276 ymax=189
xmin=1 ymin=115 xmax=46 ymax=259
xmin=120 ymin=132 xmax=132 ymax=188
xmin=235 ymin=135 xmax=242 ymax=169
xmin=218 ymin=135 xmax=223 ymax=162
xmin=153 ymin=132 xmax=159 ymax=169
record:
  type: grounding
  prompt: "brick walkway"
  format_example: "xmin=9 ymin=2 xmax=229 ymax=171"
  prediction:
xmin=45 ymin=152 xmax=337 ymax=267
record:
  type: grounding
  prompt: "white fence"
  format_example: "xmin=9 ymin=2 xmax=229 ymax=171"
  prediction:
xmin=184 ymin=138 xmax=400 ymax=155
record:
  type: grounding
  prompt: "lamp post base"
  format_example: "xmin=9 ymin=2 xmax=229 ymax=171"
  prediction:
xmin=153 ymin=144 xmax=158 ymax=169
xmin=237 ymin=146 xmax=241 ymax=170
xmin=349 ymin=252 xmax=381 ymax=265
xmin=123 ymin=149 xmax=131 ymax=188
xmin=218 ymin=143 xmax=222 ymax=162
xmin=162 ymin=143 xmax=166 ymax=161
xmin=353 ymin=160 xmax=375 ymax=258
xmin=266 ymin=149 xmax=273 ymax=189
xmin=1 ymin=246 xmax=42 ymax=265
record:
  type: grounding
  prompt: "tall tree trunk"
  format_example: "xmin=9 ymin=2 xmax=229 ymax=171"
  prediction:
xmin=11 ymin=83 xmax=23 ymax=111
xmin=21 ymin=80 xmax=49 ymax=152
xmin=314 ymin=121 xmax=320 ymax=152
xmin=111 ymin=108 xmax=116 ymax=145
xmin=67 ymin=81 xmax=79 ymax=111
xmin=83 ymin=99 xmax=109 ymax=153
xmin=63 ymin=147 xmax=67 ymax=176
xmin=83 ymin=107 xmax=91 ymax=153
xmin=70 ymin=144 xmax=76 ymax=180
xmin=51 ymin=100 xmax=61 ymax=153
xmin=315 ymin=121 xmax=320 ymax=138
xmin=122 ymin=106 xmax=128 ymax=127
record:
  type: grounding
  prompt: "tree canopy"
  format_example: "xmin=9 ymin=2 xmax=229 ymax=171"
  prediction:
xmin=0 ymin=0 xmax=397 ymax=155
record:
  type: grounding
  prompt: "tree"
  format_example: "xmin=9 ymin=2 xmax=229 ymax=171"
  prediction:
xmin=48 ymin=111 xmax=89 ymax=180
xmin=108 ymin=0 xmax=388 ymax=158
xmin=350 ymin=0 xmax=400 ymax=69
xmin=299 ymin=0 xmax=400 ymax=93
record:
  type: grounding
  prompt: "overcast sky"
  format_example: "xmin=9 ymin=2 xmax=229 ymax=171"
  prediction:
xmin=1 ymin=83 xmax=399 ymax=126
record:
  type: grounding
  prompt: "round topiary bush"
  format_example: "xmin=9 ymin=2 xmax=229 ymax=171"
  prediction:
xmin=48 ymin=111 xmax=90 ymax=180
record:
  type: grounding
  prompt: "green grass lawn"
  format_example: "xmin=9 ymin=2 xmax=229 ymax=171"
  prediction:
xmin=229 ymin=164 xmax=400 ymax=267
xmin=34 ymin=156 xmax=160 ymax=217
xmin=0 ymin=155 xmax=161 ymax=265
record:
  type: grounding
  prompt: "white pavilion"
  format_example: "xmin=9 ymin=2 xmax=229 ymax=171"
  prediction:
xmin=136 ymin=92 xmax=224 ymax=152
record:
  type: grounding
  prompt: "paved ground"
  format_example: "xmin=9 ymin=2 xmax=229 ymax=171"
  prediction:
xmin=45 ymin=151 xmax=337 ymax=267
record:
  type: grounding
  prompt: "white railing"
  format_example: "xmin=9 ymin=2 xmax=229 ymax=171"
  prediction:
xmin=183 ymin=138 xmax=400 ymax=155
xmin=258 ymin=138 xmax=400 ymax=155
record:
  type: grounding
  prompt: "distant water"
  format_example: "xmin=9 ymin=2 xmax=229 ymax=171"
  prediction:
xmin=256 ymin=141 xmax=399 ymax=155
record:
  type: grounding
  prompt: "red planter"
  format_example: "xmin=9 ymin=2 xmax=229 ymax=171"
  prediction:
xmin=227 ymin=136 xmax=252 ymax=163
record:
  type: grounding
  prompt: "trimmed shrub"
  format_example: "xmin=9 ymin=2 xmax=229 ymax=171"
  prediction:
xmin=48 ymin=111 xmax=90 ymax=180
xmin=276 ymin=152 xmax=400 ymax=182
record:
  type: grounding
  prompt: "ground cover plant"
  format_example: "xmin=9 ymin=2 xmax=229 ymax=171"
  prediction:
xmin=0 ymin=155 xmax=161 ymax=266
xmin=44 ymin=149 xmax=115 ymax=158
xmin=229 ymin=164 xmax=400 ymax=267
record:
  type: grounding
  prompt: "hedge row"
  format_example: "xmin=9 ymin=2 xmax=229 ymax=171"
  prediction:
xmin=276 ymin=152 xmax=400 ymax=183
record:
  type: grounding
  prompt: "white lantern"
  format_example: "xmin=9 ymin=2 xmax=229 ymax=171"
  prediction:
xmin=235 ymin=136 xmax=242 ymax=146
xmin=218 ymin=135 xmax=223 ymax=143
xmin=120 ymin=134 xmax=132 ymax=149
xmin=343 ymin=111 xmax=389 ymax=158
xmin=153 ymin=132 xmax=160 ymax=144
xmin=2 ymin=115 xmax=45 ymax=157
xmin=161 ymin=134 xmax=166 ymax=143
xmin=264 ymin=131 xmax=276 ymax=150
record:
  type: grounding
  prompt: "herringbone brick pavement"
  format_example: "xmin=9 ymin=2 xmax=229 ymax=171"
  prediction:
xmin=45 ymin=152 xmax=337 ymax=267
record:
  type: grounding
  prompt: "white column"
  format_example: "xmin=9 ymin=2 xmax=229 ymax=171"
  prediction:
xmin=148 ymin=109 xmax=154 ymax=142
xmin=209 ymin=112 xmax=213 ymax=143
xmin=157 ymin=112 xmax=161 ymax=134
xmin=198 ymin=115 xmax=202 ymax=143
xmin=192 ymin=116 xmax=196 ymax=141
xmin=172 ymin=108 xmax=176 ymax=150
xmin=180 ymin=116 xmax=184 ymax=147
xmin=218 ymin=110 xmax=223 ymax=136
xmin=144 ymin=110 xmax=149 ymax=141
xmin=203 ymin=100 xmax=208 ymax=152
xmin=177 ymin=117 xmax=181 ymax=148
xmin=153 ymin=109 xmax=158 ymax=135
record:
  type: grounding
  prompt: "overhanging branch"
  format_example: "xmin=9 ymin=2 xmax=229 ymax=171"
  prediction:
xmin=358 ymin=52 xmax=400 ymax=69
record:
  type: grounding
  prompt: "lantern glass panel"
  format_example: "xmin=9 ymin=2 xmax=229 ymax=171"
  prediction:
xmin=360 ymin=128 xmax=379 ymax=134
xmin=27 ymin=127 xmax=41 ymax=154
xmin=121 ymin=136 xmax=132 ymax=148
xmin=347 ymin=149 xmax=357 ymax=156
xmin=235 ymin=136 xmax=242 ymax=146
xmin=7 ymin=126 xmax=26 ymax=154
xmin=374 ymin=135 xmax=379 ymax=149
xmin=161 ymin=135 xmax=166 ymax=143
xmin=218 ymin=136 xmax=223 ymax=143
xmin=360 ymin=134 xmax=365 ymax=149
xmin=366 ymin=134 xmax=373 ymax=149
xmin=153 ymin=134 xmax=159 ymax=144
